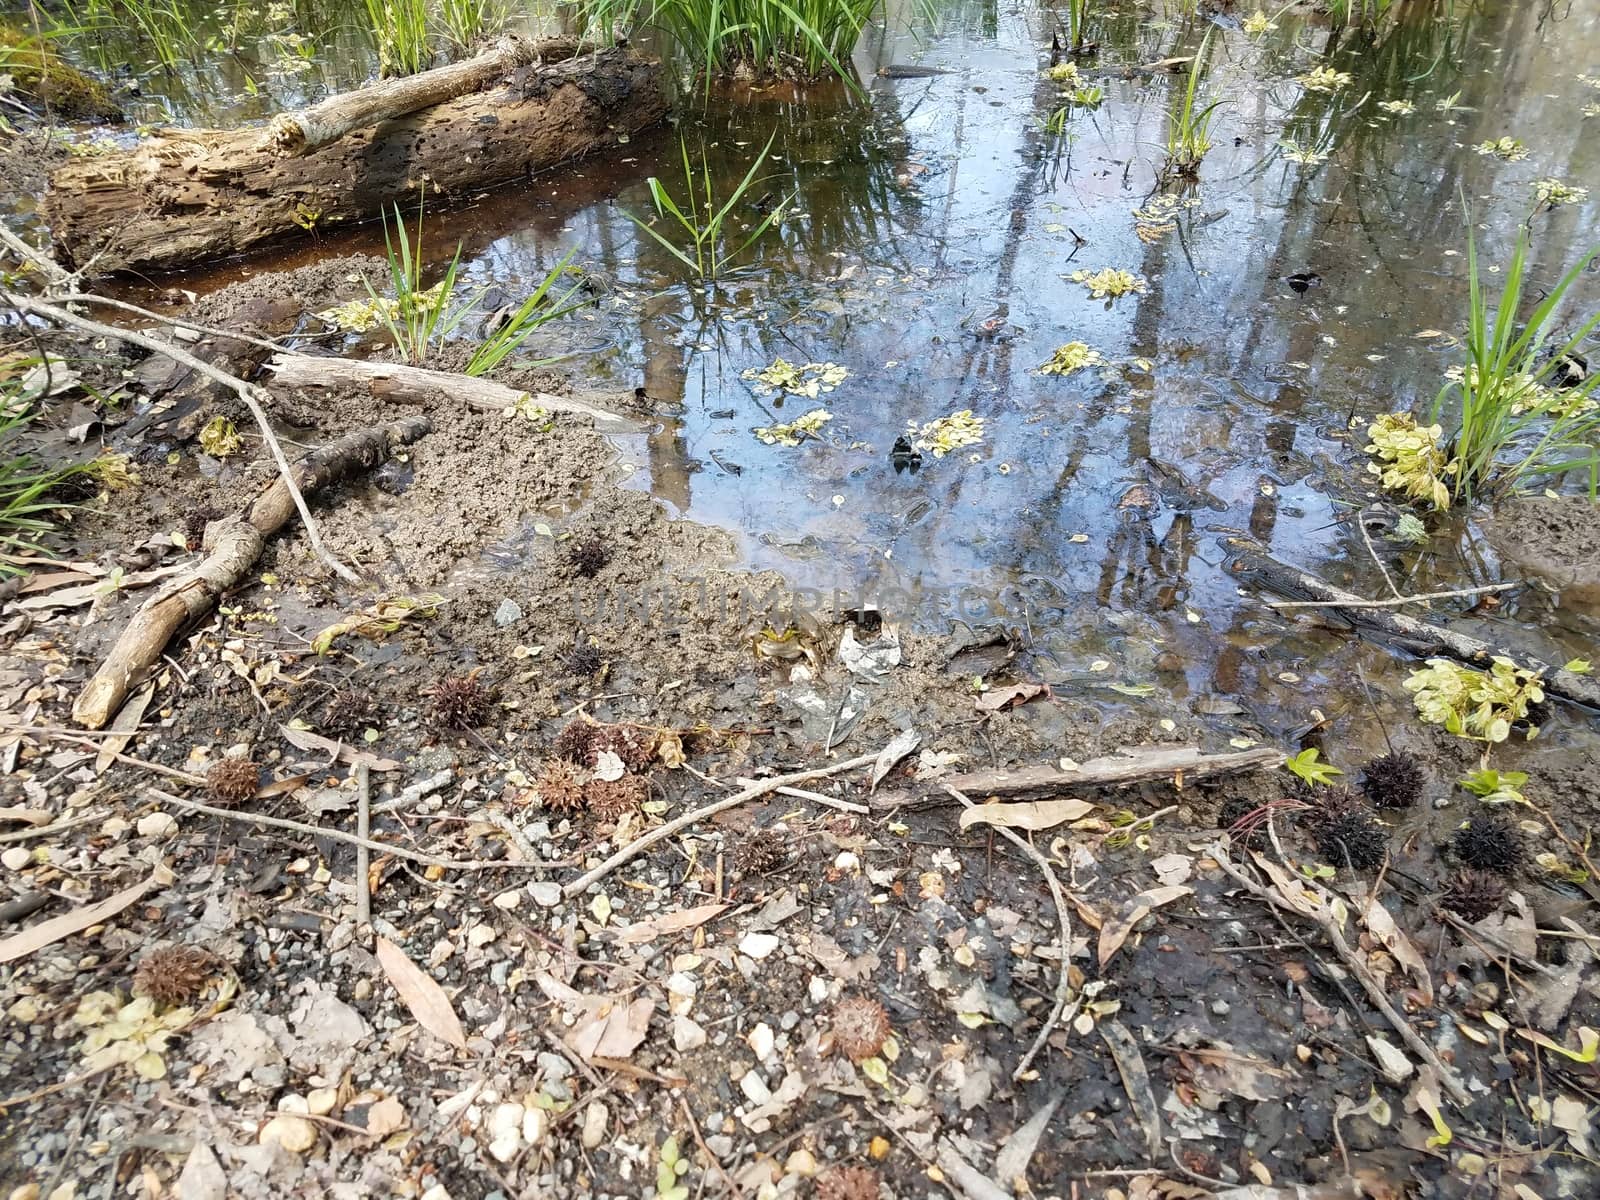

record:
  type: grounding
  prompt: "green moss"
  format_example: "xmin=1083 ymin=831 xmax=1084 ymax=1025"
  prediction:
xmin=1 ymin=24 xmax=122 ymax=122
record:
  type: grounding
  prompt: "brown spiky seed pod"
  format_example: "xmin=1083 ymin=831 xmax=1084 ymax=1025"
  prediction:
xmin=133 ymin=945 xmax=216 ymax=1008
xmin=1442 ymin=869 xmax=1507 ymax=923
xmin=1360 ymin=751 xmax=1426 ymax=810
xmin=432 ymin=673 xmax=494 ymax=729
xmin=1452 ymin=812 xmax=1524 ymax=875
xmin=206 ymin=756 xmax=260 ymax=806
xmin=734 ymin=831 xmax=786 ymax=876
xmin=1310 ymin=792 xmax=1387 ymax=870
xmin=815 ymin=1166 xmax=880 ymax=1200
xmin=592 ymin=724 xmax=656 ymax=772
xmin=832 ymin=995 xmax=891 ymax=1063
xmin=566 ymin=536 xmax=612 ymax=578
xmin=564 ymin=642 xmax=603 ymax=678
xmin=535 ymin=759 xmax=587 ymax=813
xmin=321 ymin=686 xmax=379 ymax=737
xmin=551 ymin=718 xmax=599 ymax=765
xmin=584 ymin=775 xmax=649 ymax=819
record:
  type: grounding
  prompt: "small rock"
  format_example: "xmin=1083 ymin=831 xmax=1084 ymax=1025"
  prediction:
xmin=487 ymin=1103 xmax=523 ymax=1163
xmin=580 ymin=1101 xmax=608 ymax=1150
xmin=785 ymin=1148 xmax=818 ymax=1177
xmin=529 ymin=881 xmax=562 ymax=907
xmin=494 ymin=599 xmax=523 ymax=627
xmin=306 ymin=1088 xmax=338 ymax=1116
xmin=739 ymin=1070 xmax=771 ymax=1104
xmin=673 ymin=1015 xmax=707 ymax=1051
xmin=1210 ymin=999 xmax=1230 ymax=1016
xmin=748 ymin=1022 xmax=775 ymax=1062
xmin=1 ymin=847 xmax=31 ymax=872
xmin=137 ymin=811 xmax=178 ymax=839
xmin=739 ymin=932 xmax=780 ymax=959
xmin=259 ymin=1114 xmax=318 ymax=1154
xmin=523 ymin=1106 xmax=550 ymax=1147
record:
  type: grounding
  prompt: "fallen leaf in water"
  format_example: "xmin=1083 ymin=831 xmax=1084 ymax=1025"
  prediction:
xmin=376 ymin=936 xmax=466 ymax=1050
xmin=976 ymin=681 xmax=1048 ymax=712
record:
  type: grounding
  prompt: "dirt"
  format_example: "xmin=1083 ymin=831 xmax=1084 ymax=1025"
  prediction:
xmin=1484 ymin=496 xmax=1600 ymax=605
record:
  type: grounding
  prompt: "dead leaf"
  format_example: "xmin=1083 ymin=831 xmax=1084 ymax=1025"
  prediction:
xmin=993 ymin=1096 xmax=1061 ymax=1188
xmin=1100 ymin=1020 xmax=1162 ymax=1158
xmin=1097 ymin=885 xmax=1192 ymax=967
xmin=617 ymin=903 xmax=730 ymax=944
xmin=0 ymin=864 xmax=172 ymax=964
xmin=375 ymin=936 xmax=467 ymax=1050
xmin=95 ymin=683 xmax=153 ymax=775
xmin=1356 ymin=890 xmax=1433 ymax=1005
xmin=0 ymin=807 xmax=52 ymax=826
xmin=1186 ymin=1044 xmax=1293 ymax=1100
xmin=870 ymin=727 xmax=920 ymax=792
xmin=975 ymin=681 xmax=1048 ymax=712
xmin=959 ymin=797 xmax=1095 ymax=832
xmin=280 ymin=723 xmax=401 ymax=771
xmin=568 ymin=997 xmax=654 ymax=1062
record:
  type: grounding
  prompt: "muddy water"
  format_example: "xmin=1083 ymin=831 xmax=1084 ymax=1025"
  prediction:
xmin=52 ymin=0 xmax=1600 ymax=769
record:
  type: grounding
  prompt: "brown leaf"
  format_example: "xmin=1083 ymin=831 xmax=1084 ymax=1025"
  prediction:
xmin=568 ymin=997 xmax=654 ymax=1062
xmin=975 ymin=681 xmax=1048 ymax=712
xmin=1355 ymin=890 xmax=1433 ymax=1005
xmin=958 ymin=797 xmax=1095 ymax=832
xmin=0 ymin=865 xmax=171 ymax=964
xmin=95 ymin=683 xmax=153 ymax=775
xmin=279 ymin=723 xmax=402 ymax=772
xmin=375 ymin=936 xmax=467 ymax=1050
xmin=1097 ymin=885 xmax=1192 ymax=967
xmin=617 ymin=902 xmax=730 ymax=945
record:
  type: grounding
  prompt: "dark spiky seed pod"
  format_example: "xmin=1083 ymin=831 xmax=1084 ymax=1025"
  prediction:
xmin=566 ymin=536 xmax=612 ymax=579
xmin=815 ymin=1167 xmax=880 ymax=1200
xmin=432 ymin=673 xmax=494 ymax=729
xmin=1360 ymin=751 xmax=1425 ymax=810
xmin=592 ymin=724 xmax=655 ymax=772
xmin=734 ymin=831 xmax=786 ymax=876
xmin=133 ymin=945 xmax=216 ymax=1008
xmin=535 ymin=759 xmax=587 ymax=813
xmin=584 ymin=775 xmax=649 ymax=819
xmin=1443 ymin=869 xmax=1508 ymax=922
xmin=1217 ymin=794 xmax=1269 ymax=850
xmin=1452 ymin=812 xmax=1524 ymax=875
xmin=551 ymin=719 xmax=598 ymax=766
xmin=831 ymin=995 xmax=892 ymax=1063
xmin=1311 ymin=795 xmax=1387 ymax=870
xmin=206 ymin=757 xmax=260 ymax=806
xmin=564 ymin=642 xmax=602 ymax=678
xmin=321 ymin=686 xmax=379 ymax=737
xmin=183 ymin=503 xmax=223 ymax=551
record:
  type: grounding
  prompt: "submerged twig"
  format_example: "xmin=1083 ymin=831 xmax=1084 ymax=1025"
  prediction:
xmin=1268 ymin=582 xmax=1516 ymax=610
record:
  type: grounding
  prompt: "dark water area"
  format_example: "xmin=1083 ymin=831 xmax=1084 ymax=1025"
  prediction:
xmin=41 ymin=0 xmax=1600 ymax=767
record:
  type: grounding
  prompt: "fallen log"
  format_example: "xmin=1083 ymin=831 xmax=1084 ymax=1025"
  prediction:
xmin=872 ymin=745 xmax=1284 ymax=810
xmin=72 ymin=417 xmax=432 ymax=730
xmin=265 ymin=353 xmax=635 ymax=428
xmin=44 ymin=46 xmax=665 ymax=275
xmin=1224 ymin=538 xmax=1600 ymax=711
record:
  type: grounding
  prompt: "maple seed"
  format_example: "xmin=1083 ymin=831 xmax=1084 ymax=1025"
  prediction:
xmin=831 ymin=995 xmax=891 ymax=1063
xmin=206 ymin=756 xmax=260 ymax=806
xmin=133 ymin=945 xmax=216 ymax=1007
xmin=432 ymin=672 xmax=494 ymax=729
xmin=816 ymin=1166 xmax=880 ymax=1200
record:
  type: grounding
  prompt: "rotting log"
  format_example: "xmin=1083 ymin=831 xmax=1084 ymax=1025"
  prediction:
xmin=1224 ymin=538 xmax=1600 ymax=711
xmin=265 ymin=353 xmax=635 ymax=428
xmin=72 ymin=417 xmax=432 ymax=730
xmin=263 ymin=36 xmax=585 ymax=156
xmin=44 ymin=45 xmax=665 ymax=275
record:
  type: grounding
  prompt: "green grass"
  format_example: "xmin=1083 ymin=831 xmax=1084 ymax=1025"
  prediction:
xmin=1 ymin=369 xmax=85 ymax=576
xmin=363 ymin=0 xmax=430 ymax=75
xmin=466 ymin=253 xmax=586 ymax=376
xmin=624 ymin=132 xmax=787 ymax=281
xmin=365 ymin=198 xmax=477 ymax=362
xmin=1429 ymin=226 xmax=1600 ymax=501
xmin=1162 ymin=31 xmax=1222 ymax=180
xmin=1064 ymin=0 xmax=1095 ymax=53
xmin=438 ymin=0 xmax=504 ymax=52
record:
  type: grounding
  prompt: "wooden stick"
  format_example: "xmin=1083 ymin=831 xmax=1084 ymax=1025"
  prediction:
xmin=1226 ymin=538 xmax=1600 ymax=711
xmin=71 ymin=417 xmax=432 ymax=729
xmin=945 ymin=785 xmax=1076 ymax=1082
xmin=736 ymin=779 xmax=869 ymax=815
xmin=1209 ymin=846 xmax=1470 ymax=1105
xmin=1268 ymin=582 xmax=1516 ymax=610
xmin=265 ymin=353 xmax=634 ymax=428
xmin=355 ymin=762 xmax=372 ymax=927
xmin=562 ymin=750 xmax=886 ymax=900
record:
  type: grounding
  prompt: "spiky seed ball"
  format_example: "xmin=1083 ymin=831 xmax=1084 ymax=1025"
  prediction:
xmin=585 ymin=775 xmax=649 ymax=819
xmin=1311 ymin=796 xmax=1387 ymax=870
xmin=832 ymin=995 xmax=891 ymax=1064
xmin=535 ymin=759 xmax=587 ymax=813
xmin=321 ymin=686 xmax=379 ymax=737
xmin=592 ymin=724 xmax=655 ymax=772
xmin=206 ymin=756 xmax=260 ymax=806
xmin=566 ymin=536 xmax=612 ymax=578
xmin=1361 ymin=751 xmax=1426 ymax=810
xmin=432 ymin=673 xmax=494 ymax=729
xmin=1452 ymin=812 xmax=1524 ymax=875
xmin=551 ymin=718 xmax=598 ymax=765
xmin=183 ymin=503 xmax=223 ymax=551
xmin=734 ymin=831 xmax=786 ymax=876
xmin=815 ymin=1167 xmax=880 ymax=1200
xmin=564 ymin=642 xmax=603 ymax=678
xmin=133 ymin=945 xmax=216 ymax=1008
xmin=1443 ymin=869 xmax=1508 ymax=922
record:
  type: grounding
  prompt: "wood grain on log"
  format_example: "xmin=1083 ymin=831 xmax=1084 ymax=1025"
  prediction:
xmin=45 ymin=48 xmax=665 ymax=275
xmin=72 ymin=418 xmax=432 ymax=729
xmin=265 ymin=353 xmax=635 ymax=427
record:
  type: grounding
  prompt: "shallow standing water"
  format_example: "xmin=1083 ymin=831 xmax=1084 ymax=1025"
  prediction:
xmin=46 ymin=0 xmax=1600 ymax=770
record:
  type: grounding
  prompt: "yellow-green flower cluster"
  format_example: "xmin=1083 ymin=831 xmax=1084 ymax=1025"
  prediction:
xmin=1365 ymin=412 xmax=1455 ymax=509
xmin=1070 ymin=268 xmax=1147 ymax=300
xmin=1534 ymin=178 xmax=1588 ymax=208
xmin=317 ymin=280 xmax=449 ymax=333
xmin=1280 ymin=140 xmax=1328 ymax=165
xmin=1403 ymin=656 xmax=1545 ymax=743
xmin=1243 ymin=11 xmax=1277 ymax=35
xmin=1298 ymin=66 xmax=1352 ymax=93
xmin=1474 ymin=137 xmax=1528 ymax=161
xmin=911 ymin=410 xmax=985 ymax=457
xmin=755 ymin=408 xmax=832 ymax=446
xmin=742 ymin=358 xmax=850 ymax=400
xmin=1046 ymin=62 xmax=1080 ymax=84
xmin=1039 ymin=342 xmax=1105 ymax=377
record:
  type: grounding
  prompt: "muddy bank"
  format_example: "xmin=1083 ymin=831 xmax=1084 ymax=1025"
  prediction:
xmin=1485 ymin=495 xmax=1600 ymax=604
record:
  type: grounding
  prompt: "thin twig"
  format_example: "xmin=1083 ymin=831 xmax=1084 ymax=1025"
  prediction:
xmin=355 ymin=762 xmax=371 ymax=927
xmin=944 ymin=784 xmax=1075 ymax=1082
xmin=735 ymin=779 xmax=869 ymax=815
xmin=54 ymin=293 xmax=303 ymax=355
xmin=0 ymin=810 xmax=111 ymax=844
xmin=1268 ymin=582 xmax=1515 ymax=610
xmin=149 ymin=788 xmax=565 ymax=872
xmin=1359 ymin=518 xmax=1404 ymax=602
xmin=562 ymin=749 xmax=886 ymax=899
xmin=4 ymin=292 xmax=360 ymax=583
xmin=678 ymin=1095 xmax=744 ymax=1198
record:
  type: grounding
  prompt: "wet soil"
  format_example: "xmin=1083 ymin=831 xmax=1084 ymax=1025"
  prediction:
xmin=1484 ymin=496 xmax=1600 ymax=604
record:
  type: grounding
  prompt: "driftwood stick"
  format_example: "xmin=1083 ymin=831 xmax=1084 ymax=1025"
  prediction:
xmin=1209 ymin=847 xmax=1470 ymax=1105
xmin=562 ymin=749 xmax=885 ymax=899
xmin=71 ymin=418 xmax=432 ymax=729
xmin=1226 ymin=538 xmax=1600 ymax=711
xmin=7 ymin=293 xmax=360 ymax=586
xmin=264 ymin=36 xmax=582 ymax=156
xmin=265 ymin=354 xmax=634 ymax=428
xmin=945 ymin=784 xmax=1076 ymax=1082
xmin=1268 ymin=582 xmax=1516 ymax=611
